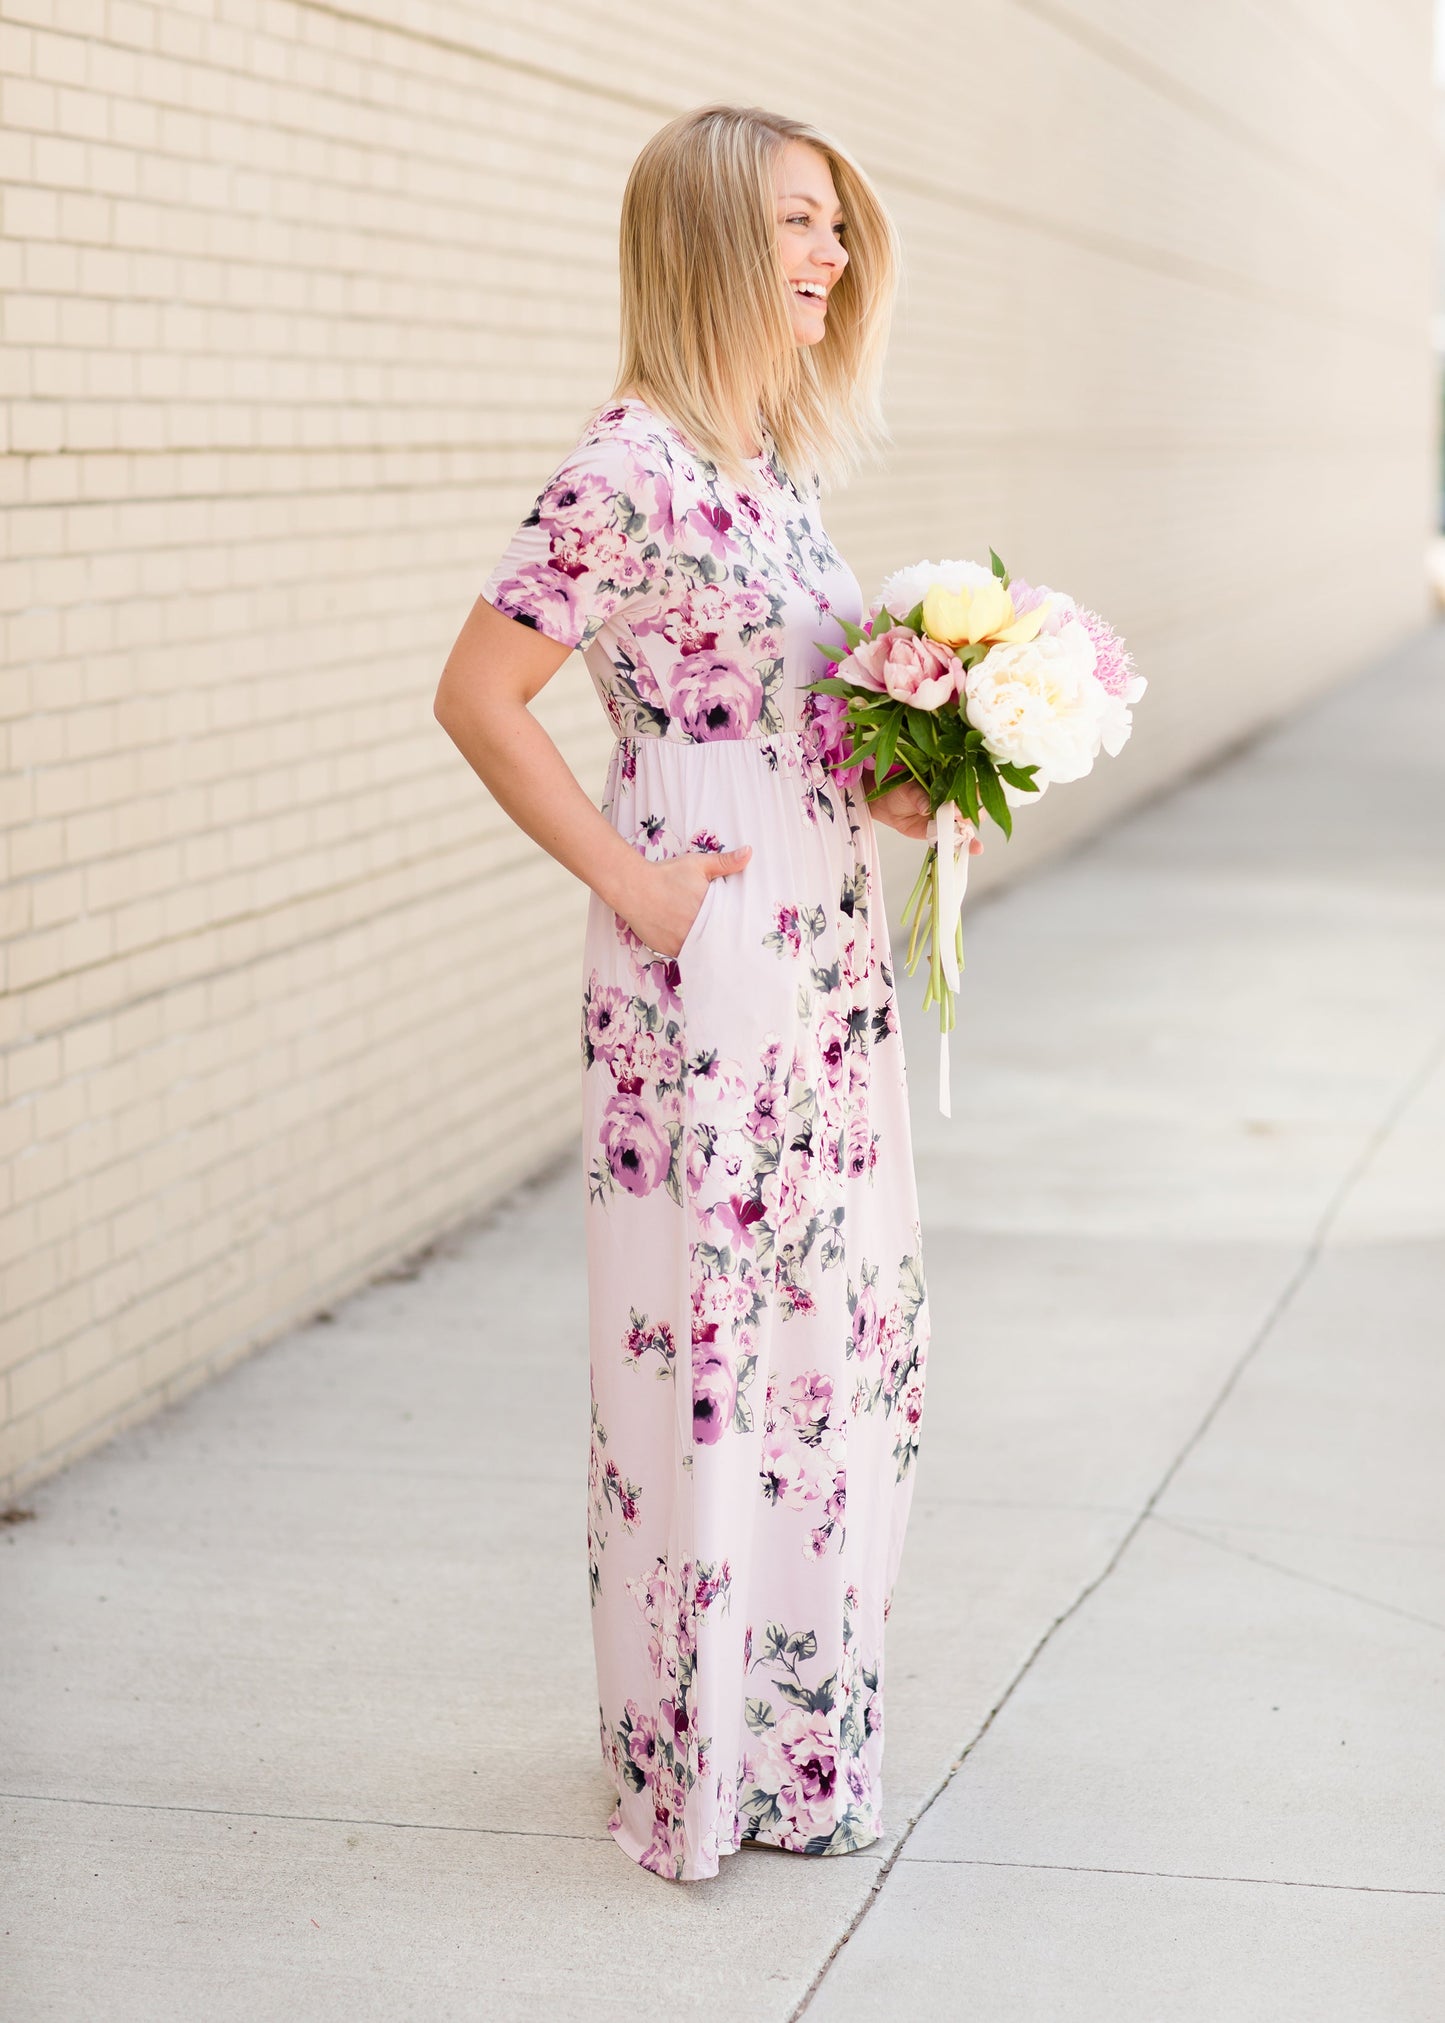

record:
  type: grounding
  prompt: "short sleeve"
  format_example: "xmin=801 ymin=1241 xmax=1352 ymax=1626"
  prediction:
xmin=480 ymin=422 xmax=675 ymax=653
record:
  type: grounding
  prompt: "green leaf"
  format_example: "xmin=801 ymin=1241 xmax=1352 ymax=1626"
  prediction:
xmin=744 ymin=1698 xmax=776 ymax=1734
xmin=873 ymin=710 xmax=901 ymax=784
xmin=988 ymin=546 xmax=1009 ymax=587
xmin=810 ymin=1669 xmax=839 ymax=1714
xmin=902 ymin=600 xmax=925 ymax=632
xmin=995 ymin=760 xmax=1041 ymax=793
xmin=904 ymin=705 xmax=941 ymax=756
xmin=975 ymin=753 xmax=1013 ymax=837
xmin=807 ymin=674 xmax=863 ymax=697
xmin=837 ymin=614 xmax=869 ymax=650
xmin=813 ymin=641 xmax=849 ymax=665
xmin=870 ymin=606 xmax=894 ymax=638
xmin=960 ymin=753 xmax=982 ymax=825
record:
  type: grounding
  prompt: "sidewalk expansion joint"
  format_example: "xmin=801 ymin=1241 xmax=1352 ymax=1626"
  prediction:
xmin=0 ymin=1791 xmax=603 ymax=1844
xmin=1147 ymin=1512 xmax=1445 ymax=1636
xmin=896 ymin=1854 xmax=1445 ymax=1898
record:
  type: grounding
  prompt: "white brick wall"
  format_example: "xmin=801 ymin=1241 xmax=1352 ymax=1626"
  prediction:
xmin=1 ymin=0 xmax=1434 ymax=1496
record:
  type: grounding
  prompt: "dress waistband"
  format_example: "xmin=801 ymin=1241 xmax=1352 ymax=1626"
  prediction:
xmin=612 ymin=728 xmax=810 ymax=748
xmin=609 ymin=726 xmax=847 ymax=785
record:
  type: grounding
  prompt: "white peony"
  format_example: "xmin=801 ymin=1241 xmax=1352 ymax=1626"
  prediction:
xmin=876 ymin=556 xmax=994 ymax=620
xmin=964 ymin=632 xmax=1110 ymax=789
xmin=1097 ymin=675 xmax=1146 ymax=758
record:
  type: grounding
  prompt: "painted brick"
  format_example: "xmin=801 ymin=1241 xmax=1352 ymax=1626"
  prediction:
xmin=0 ymin=2 xmax=1434 ymax=1498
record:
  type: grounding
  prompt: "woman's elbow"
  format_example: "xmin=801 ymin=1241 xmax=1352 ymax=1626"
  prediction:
xmin=433 ymin=661 xmax=474 ymax=731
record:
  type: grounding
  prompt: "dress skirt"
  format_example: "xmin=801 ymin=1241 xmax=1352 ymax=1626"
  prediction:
xmin=581 ymin=725 xmax=930 ymax=1882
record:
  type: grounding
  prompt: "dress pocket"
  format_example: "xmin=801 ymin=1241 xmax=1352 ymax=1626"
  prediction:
xmin=677 ymin=871 xmax=720 ymax=963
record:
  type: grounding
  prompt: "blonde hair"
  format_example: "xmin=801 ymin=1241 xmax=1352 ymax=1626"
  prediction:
xmin=609 ymin=104 xmax=900 ymax=492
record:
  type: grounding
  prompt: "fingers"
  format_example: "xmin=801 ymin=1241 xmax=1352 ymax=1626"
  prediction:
xmin=706 ymin=844 xmax=752 ymax=879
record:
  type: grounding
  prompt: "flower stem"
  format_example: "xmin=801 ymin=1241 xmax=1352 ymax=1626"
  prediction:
xmin=901 ymin=844 xmax=933 ymax=978
xmin=929 ymin=846 xmax=942 ymax=1020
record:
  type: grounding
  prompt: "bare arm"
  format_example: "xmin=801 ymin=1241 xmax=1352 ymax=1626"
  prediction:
xmin=433 ymin=595 xmax=751 ymax=958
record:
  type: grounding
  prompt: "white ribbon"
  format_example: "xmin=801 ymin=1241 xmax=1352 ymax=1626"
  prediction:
xmin=928 ymin=800 xmax=971 ymax=1118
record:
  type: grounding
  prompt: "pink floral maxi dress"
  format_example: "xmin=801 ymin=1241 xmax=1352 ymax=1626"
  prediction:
xmin=481 ymin=398 xmax=931 ymax=1883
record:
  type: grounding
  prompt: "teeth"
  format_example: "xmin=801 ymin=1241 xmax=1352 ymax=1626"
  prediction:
xmin=794 ymin=282 xmax=825 ymax=300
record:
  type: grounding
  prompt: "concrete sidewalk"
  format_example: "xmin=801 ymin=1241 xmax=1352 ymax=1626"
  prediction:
xmin=4 ymin=630 xmax=1444 ymax=2021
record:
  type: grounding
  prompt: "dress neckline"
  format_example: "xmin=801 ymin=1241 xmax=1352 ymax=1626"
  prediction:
xmin=611 ymin=396 xmax=775 ymax=473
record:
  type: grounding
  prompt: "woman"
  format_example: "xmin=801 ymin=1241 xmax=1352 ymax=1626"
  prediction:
xmin=434 ymin=103 xmax=981 ymax=1884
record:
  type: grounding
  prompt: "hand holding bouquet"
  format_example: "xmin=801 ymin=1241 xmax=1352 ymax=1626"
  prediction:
xmin=807 ymin=553 xmax=1144 ymax=1114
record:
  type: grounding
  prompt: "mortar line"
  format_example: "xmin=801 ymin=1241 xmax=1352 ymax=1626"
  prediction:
xmin=791 ymin=1019 xmax=1445 ymax=2018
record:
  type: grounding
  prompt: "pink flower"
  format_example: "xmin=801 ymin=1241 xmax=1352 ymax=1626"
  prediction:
xmin=627 ymin=1709 xmax=659 ymax=1772
xmin=712 ymin=1192 xmax=767 ymax=1250
xmin=851 ymin=1284 xmax=880 ymax=1363
xmin=1076 ymin=603 xmax=1137 ymax=697
xmin=787 ymin=1369 xmax=833 ymax=1440
xmin=493 ymin=563 xmax=583 ymax=641
xmin=666 ymin=652 xmax=764 ymax=740
xmin=599 ymin=1092 xmax=671 ymax=1196
xmin=693 ymin=1347 xmax=737 ymax=1444
xmin=759 ymin=1430 xmax=814 ymax=1509
xmin=747 ymin=1081 xmax=784 ymax=1141
xmin=817 ymin=1009 xmax=849 ymax=1090
xmin=801 ymin=690 xmax=865 ymax=787
xmin=689 ymin=500 xmax=734 ymax=560
xmin=845 ymin=627 xmax=962 ymax=711
xmin=844 ymin=1113 xmax=876 ymax=1178
xmin=536 ymin=470 xmax=612 ymax=531
xmin=771 ymin=1706 xmax=840 ymax=1830
xmin=584 ymin=981 xmax=632 ymax=1061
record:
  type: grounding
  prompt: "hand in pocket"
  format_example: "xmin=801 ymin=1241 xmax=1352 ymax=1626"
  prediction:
xmin=624 ymin=844 xmax=753 ymax=959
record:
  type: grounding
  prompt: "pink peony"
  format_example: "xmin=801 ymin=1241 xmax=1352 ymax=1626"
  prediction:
xmin=667 ymin=651 xmax=763 ymax=740
xmin=584 ymin=981 xmax=632 ymax=1062
xmin=845 ymin=627 xmax=962 ymax=711
xmin=599 ymin=1092 xmax=671 ymax=1196
xmin=801 ymin=689 xmax=865 ymax=787
xmin=693 ymin=1347 xmax=738 ymax=1444
xmin=771 ymin=1706 xmax=840 ymax=1830
xmin=1076 ymin=604 xmax=1138 ymax=698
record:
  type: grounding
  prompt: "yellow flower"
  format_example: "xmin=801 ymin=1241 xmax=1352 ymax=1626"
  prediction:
xmin=921 ymin=581 xmax=1046 ymax=650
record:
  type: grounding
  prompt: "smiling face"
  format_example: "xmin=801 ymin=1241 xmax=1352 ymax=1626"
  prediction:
xmin=774 ymin=139 xmax=849 ymax=348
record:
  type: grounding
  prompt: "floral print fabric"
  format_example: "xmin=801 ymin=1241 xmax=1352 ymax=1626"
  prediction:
xmin=482 ymin=399 xmax=931 ymax=1882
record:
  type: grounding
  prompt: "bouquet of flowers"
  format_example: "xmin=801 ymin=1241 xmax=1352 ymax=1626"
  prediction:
xmin=807 ymin=552 xmax=1144 ymax=1115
